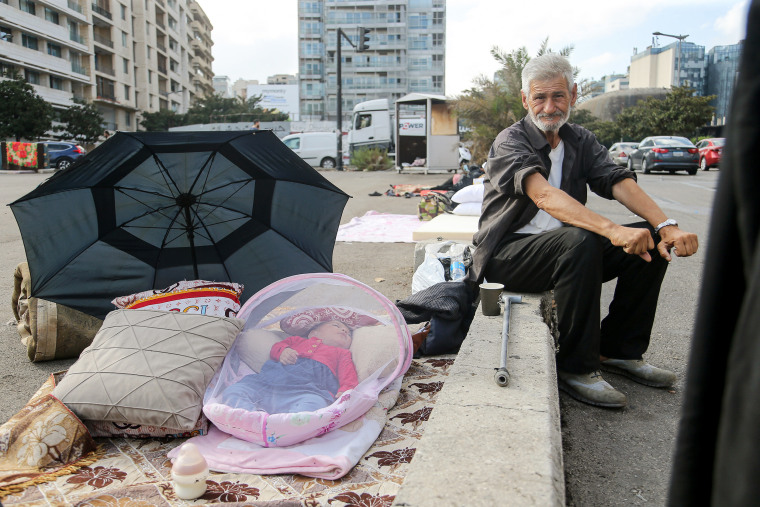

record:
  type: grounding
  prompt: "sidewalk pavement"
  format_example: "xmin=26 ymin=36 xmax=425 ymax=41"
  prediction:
xmin=394 ymin=259 xmax=564 ymax=506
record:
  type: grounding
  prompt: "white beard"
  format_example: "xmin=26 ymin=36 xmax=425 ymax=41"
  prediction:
xmin=528 ymin=106 xmax=571 ymax=132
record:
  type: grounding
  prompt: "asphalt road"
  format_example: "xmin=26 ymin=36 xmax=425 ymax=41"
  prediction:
xmin=562 ymin=169 xmax=718 ymax=506
xmin=0 ymin=167 xmax=719 ymax=506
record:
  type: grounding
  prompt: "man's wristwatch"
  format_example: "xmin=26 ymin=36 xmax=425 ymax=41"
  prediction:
xmin=654 ymin=218 xmax=678 ymax=234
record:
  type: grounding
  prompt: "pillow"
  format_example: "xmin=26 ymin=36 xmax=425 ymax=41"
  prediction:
xmin=452 ymin=202 xmax=482 ymax=216
xmin=350 ymin=324 xmax=399 ymax=382
xmin=280 ymin=307 xmax=380 ymax=336
xmin=84 ymin=413 xmax=210 ymax=439
xmin=111 ymin=280 xmax=244 ymax=317
xmin=235 ymin=328 xmax=288 ymax=373
xmin=451 ymin=183 xmax=484 ymax=204
xmin=52 ymin=309 xmax=244 ymax=430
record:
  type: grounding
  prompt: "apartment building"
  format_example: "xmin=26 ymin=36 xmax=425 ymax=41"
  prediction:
xmin=298 ymin=0 xmax=446 ymax=123
xmin=706 ymin=42 xmax=743 ymax=122
xmin=0 ymin=0 xmax=213 ymax=133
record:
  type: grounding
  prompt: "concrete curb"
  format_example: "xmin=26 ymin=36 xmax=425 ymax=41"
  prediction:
xmin=393 ymin=292 xmax=564 ymax=506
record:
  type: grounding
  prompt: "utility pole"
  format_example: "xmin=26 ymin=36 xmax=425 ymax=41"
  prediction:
xmin=653 ymin=32 xmax=689 ymax=88
xmin=335 ymin=27 xmax=369 ymax=171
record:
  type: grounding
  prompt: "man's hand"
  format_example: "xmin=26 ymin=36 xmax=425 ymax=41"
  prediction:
xmin=609 ymin=225 xmax=655 ymax=262
xmin=657 ymin=226 xmax=699 ymax=261
xmin=279 ymin=347 xmax=299 ymax=365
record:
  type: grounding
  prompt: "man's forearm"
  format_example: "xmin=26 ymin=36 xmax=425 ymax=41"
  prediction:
xmin=611 ymin=178 xmax=668 ymax=228
xmin=525 ymin=172 xmax=618 ymax=237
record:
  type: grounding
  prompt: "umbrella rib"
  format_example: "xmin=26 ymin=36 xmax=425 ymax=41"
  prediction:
xmin=121 ymin=131 xmax=181 ymax=197
xmin=186 ymin=205 xmax=232 ymax=281
xmin=113 ymin=188 xmax=181 ymax=226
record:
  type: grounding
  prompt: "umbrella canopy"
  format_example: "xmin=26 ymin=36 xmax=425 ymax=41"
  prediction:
xmin=9 ymin=130 xmax=350 ymax=318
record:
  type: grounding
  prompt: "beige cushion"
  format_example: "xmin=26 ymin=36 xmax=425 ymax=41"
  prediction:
xmin=52 ymin=309 xmax=244 ymax=430
xmin=235 ymin=329 xmax=288 ymax=373
xmin=350 ymin=324 xmax=399 ymax=382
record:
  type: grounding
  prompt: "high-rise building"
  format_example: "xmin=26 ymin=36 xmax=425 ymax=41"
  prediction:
xmin=297 ymin=0 xmax=446 ymax=123
xmin=0 ymin=0 xmax=214 ymax=134
xmin=706 ymin=42 xmax=743 ymax=123
xmin=629 ymin=41 xmax=707 ymax=94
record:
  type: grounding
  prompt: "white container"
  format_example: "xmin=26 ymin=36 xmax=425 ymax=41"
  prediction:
xmin=171 ymin=443 xmax=209 ymax=500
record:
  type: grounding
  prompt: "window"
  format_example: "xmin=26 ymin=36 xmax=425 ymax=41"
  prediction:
xmin=22 ymin=34 xmax=39 ymax=50
xmin=122 ymin=57 xmax=128 ymax=73
xmin=124 ymin=84 xmax=130 ymax=100
xmin=25 ymin=69 xmax=40 ymax=85
xmin=19 ymin=0 xmax=36 ymax=14
xmin=50 ymin=76 xmax=63 ymax=90
xmin=122 ymin=31 xmax=127 ymax=46
xmin=120 ymin=4 xmax=126 ymax=19
xmin=125 ymin=111 xmax=131 ymax=127
xmin=45 ymin=8 xmax=59 ymax=24
xmin=47 ymin=43 xmax=62 ymax=57
xmin=283 ymin=138 xmax=300 ymax=150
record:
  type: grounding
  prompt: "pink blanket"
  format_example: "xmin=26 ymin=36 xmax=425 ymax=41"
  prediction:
xmin=336 ymin=211 xmax=422 ymax=243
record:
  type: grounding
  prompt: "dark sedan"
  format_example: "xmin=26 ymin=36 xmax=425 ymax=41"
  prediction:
xmin=627 ymin=136 xmax=699 ymax=175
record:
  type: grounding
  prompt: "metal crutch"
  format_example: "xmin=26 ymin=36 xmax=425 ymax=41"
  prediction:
xmin=494 ymin=294 xmax=523 ymax=387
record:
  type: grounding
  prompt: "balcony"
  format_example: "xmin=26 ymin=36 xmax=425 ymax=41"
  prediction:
xmin=93 ymin=33 xmax=114 ymax=48
xmin=95 ymin=63 xmax=115 ymax=76
xmin=71 ymin=61 xmax=89 ymax=75
xmin=91 ymin=3 xmax=112 ymax=20
xmin=67 ymin=0 xmax=83 ymax=13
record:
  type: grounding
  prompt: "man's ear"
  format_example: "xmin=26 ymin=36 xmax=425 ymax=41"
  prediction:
xmin=521 ymin=90 xmax=529 ymax=110
xmin=570 ymin=83 xmax=578 ymax=106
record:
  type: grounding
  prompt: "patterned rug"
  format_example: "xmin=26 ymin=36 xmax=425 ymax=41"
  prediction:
xmin=1 ymin=357 xmax=454 ymax=506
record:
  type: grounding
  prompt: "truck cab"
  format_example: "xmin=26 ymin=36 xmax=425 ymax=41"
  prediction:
xmin=347 ymin=99 xmax=394 ymax=155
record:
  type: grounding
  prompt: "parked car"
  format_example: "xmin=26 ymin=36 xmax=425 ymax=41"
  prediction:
xmin=627 ymin=136 xmax=699 ymax=175
xmin=695 ymin=137 xmax=725 ymax=171
xmin=608 ymin=142 xmax=639 ymax=167
xmin=43 ymin=141 xmax=86 ymax=170
xmin=281 ymin=132 xmax=338 ymax=168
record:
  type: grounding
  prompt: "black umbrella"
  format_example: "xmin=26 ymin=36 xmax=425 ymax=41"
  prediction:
xmin=9 ymin=131 xmax=350 ymax=318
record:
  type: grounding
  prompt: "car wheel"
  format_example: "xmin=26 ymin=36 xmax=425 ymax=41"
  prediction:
xmin=56 ymin=157 xmax=73 ymax=171
xmin=627 ymin=158 xmax=634 ymax=171
xmin=320 ymin=157 xmax=336 ymax=169
xmin=688 ymin=167 xmax=698 ymax=175
xmin=700 ymin=157 xmax=708 ymax=171
xmin=642 ymin=159 xmax=650 ymax=174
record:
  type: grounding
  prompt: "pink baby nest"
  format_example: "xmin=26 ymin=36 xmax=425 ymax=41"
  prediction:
xmin=202 ymin=273 xmax=413 ymax=447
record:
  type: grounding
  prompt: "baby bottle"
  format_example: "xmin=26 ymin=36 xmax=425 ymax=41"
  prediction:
xmin=171 ymin=442 xmax=209 ymax=500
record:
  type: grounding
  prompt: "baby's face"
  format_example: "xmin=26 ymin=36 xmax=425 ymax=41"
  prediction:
xmin=310 ymin=321 xmax=353 ymax=349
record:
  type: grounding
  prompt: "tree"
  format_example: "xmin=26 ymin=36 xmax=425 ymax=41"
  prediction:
xmin=616 ymin=86 xmax=715 ymax=140
xmin=0 ymin=74 xmax=53 ymax=141
xmin=140 ymin=109 xmax=184 ymax=131
xmin=570 ymin=109 xmax=622 ymax=147
xmin=453 ymin=38 xmax=578 ymax=162
xmin=56 ymin=98 xmax=104 ymax=145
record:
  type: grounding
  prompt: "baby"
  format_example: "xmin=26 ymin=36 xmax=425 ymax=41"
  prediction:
xmin=220 ymin=319 xmax=359 ymax=414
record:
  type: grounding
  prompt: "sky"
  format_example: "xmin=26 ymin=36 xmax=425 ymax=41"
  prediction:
xmin=199 ymin=0 xmax=750 ymax=97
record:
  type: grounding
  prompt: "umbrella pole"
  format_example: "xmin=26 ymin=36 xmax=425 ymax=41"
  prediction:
xmin=183 ymin=206 xmax=200 ymax=279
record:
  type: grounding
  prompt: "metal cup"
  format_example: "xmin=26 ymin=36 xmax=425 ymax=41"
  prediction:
xmin=479 ymin=282 xmax=505 ymax=316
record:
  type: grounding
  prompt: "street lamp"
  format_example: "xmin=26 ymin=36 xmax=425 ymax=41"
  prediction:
xmin=653 ymin=32 xmax=689 ymax=87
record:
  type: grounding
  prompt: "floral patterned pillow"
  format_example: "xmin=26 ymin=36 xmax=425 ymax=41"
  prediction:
xmin=111 ymin=280 xmax=244 ymax=318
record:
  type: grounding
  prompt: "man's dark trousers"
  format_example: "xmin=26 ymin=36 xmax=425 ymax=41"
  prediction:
xmin=484 ymin=223 xmax=669 ymax=374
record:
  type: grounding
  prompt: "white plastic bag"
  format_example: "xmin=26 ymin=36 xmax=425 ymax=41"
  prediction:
xmin=412 ymin=254 xmax=446 ymax=293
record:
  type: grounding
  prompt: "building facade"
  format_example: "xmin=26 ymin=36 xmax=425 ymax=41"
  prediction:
xmin=629 ymin=41 xmax=707 ymax=94
xmin=0 ymin=0 xmax=214 ymax=134
xmin=297 ymin=0 xmax=446 ymax=123
xmin=706 ymin=42 xmax=742 ymax=123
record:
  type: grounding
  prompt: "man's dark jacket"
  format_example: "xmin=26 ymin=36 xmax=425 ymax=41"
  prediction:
xmin=469 ymin=117 xmax=634 ymax=283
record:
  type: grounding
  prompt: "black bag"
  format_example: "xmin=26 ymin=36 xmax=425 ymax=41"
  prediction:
xmin=396 ymin=282 xmax=479 ymax=356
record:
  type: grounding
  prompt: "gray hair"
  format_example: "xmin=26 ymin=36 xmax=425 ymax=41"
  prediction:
xmin=521 ymin=53 xmax=574 ymax=96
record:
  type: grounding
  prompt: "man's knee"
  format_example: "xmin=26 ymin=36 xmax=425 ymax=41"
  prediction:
xmin=559 ymin=227 xmax=604 ymax=263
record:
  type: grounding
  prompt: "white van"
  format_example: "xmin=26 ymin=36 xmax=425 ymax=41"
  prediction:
xmin=281 ymin=132 xmax=338 ymax=168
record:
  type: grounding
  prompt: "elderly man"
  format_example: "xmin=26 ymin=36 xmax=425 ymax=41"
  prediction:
xmin=470 ymin=53 xmax=698 ymax=408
